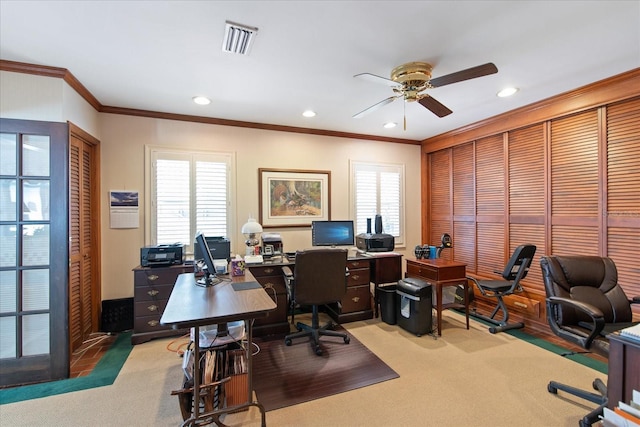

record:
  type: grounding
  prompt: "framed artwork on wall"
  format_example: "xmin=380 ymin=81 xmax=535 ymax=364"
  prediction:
xmin=259 ymin=168 xmax=331 ymax=227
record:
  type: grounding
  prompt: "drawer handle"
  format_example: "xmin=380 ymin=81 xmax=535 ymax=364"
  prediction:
xmin=147 ymin=304 xmax=158 ymax=312
xmin=351 ymin=262 xmax=362 ymax=267
xmin=351 ymin=296 xmax=360 ymax=303
xmin=147 ymin=274 xmax=159 ymax=281
xmin=147 ymin=290 xmax=159 ymax=297
xmin=264 ymin=268 xmax=275 ymax=274
xmin=147 ymin=320 xmax=159 ymax=327
xmin=514 ymin=302 xmax=528 ymax=309
xmin=352 ymin=275 xmax=359 ymax=280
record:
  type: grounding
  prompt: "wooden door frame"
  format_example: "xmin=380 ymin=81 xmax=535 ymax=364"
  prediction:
xmin=68 ymin=122 xmax=101 ymax=335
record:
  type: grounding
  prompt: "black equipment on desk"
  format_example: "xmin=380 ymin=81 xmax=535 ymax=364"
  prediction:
xmin=356 ymin=233 xmax=395 ymax=252
xmin=140 ymin=244 xmax=184 ymax=267
xmin=194 ymin=236 xmax=230 ymax=262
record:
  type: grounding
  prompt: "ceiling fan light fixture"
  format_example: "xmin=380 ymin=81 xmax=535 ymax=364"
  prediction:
xmin=497 ymin=87 xmax=518 ymax=97
xmin=222 ymin=21 xmax=258 ymax=55
xmin=192 ymin=96 xmax=211 ymax=105
xmin=302 ymin=110 xmax=316 ymax=118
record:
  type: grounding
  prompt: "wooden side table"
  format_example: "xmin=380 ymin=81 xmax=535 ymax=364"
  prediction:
xmin=405 ymin=258 xmax=469 ymax=336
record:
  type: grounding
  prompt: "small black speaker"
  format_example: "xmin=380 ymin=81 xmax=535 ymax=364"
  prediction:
xmin=366 ymin=218 xmax=372 ymax=234
xmin=374 ymin=214 xmax=383 ymax=234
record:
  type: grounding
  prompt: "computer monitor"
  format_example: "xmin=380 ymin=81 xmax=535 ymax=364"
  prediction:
xmin=194 ymin=231 xmax=222 ymax=287
xmin=311 ymin=220 xmax=355 ymax=247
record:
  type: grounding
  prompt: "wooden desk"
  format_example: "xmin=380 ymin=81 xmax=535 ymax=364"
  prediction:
xmin=405 ymin=258 xmax=469 ymax=336
xmin=161 ymin=272 xmax=276 ymax=427
xmin=246 ymin=253 xmax=403 ymax=329
xmin=607 ymin=332 xmax=640 ymax=409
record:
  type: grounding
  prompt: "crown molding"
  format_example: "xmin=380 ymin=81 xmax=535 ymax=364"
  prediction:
xmin=0 ymin=59 xmax=420 ymax=145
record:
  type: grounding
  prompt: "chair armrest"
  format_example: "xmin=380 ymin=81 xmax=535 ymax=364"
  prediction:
xmin=282 ymin=266 xmax=293 ymax=278
xmin=546 ymin=296 xmax=605 ymax=350
xmin=466 ymin=275 xmax=491 ymax=297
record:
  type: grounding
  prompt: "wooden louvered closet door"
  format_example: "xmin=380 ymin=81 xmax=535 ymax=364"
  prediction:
xmin=69 ymin=127 xmax=99 ymax=353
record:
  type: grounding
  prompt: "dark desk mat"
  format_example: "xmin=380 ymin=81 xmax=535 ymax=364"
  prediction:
xmin=231 ymin=281 xmax=262 ymax=291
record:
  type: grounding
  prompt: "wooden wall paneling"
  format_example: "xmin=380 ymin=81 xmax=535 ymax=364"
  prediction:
xmin=550 ymin=110 xmax=599 ymax=218
xmin=422 ymin=73 xmax=640 ymax=338
xmin=475 ymin=135 xmax=505 ymax=217
xmin=550 ymin=110 xmax=600 ymax=255
xmin=508 ymin=223 xmax=546 ymax=293
xmin=475 ymin=135 xmax=505 ymax=275
xmin=451 ymin=142 xmax=476 ymax=269
xmin=551 ymin=225 xmax=599 ymax=256
xmin=453 ymin=221 xmax=476 ymax=272
xmin=606 ymin=97 xmax=640 ymax=312
xmin=476 ymin=223 xmax=505 ymax=276
xmin=429 ymin=149 xmax=452 ymax=247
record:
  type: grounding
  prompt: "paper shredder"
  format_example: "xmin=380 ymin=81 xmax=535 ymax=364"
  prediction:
xmin=396 ymin=277 xmax=433 ymax=336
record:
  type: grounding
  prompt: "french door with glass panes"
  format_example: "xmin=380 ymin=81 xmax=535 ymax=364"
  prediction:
xmin=0 ymin=119 xmax=69 ymax=386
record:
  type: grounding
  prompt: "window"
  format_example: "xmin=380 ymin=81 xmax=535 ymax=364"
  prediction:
xmin=146 ymin=147 xmax=235 ymax=254
xmin=350 ymin=161 xmax=405 ymax=246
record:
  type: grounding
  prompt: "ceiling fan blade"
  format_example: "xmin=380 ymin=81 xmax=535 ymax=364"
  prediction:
xmin=354 ymin=72 xmax=399 ymax=87
xmin=418 ymin=95 xmax=453 ymax=118
xmin=429 ymin=63 xmax=498 ymax=88
xmin=353 ymin=96 xmax=399 ymax=118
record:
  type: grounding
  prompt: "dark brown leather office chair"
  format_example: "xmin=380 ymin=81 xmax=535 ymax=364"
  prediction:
xmin=467 ymin=244 xmax=537 ymax=333
xmin=282 ymin=248 xmax=350 ymax=355
xmin=540 ymin=255 xmax=639 ymax=427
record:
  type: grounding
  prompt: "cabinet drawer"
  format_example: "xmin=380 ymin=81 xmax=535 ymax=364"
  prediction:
xmin=134 ymin=283 xmax=174 ymax=302
xmin=134 ymin=314 xmax=171 ymax=333
xmin=406 ymin=261 xmax=465 ymax=282
xmin=249 ymin=265 xmax=284 ymax=277
xmin=347 ymin=268 xmax=370 ymax=287
xmin=340 ymin=284 xmax=371 ymax=313
xmin=347 ymin=259 xmax=369 ymax=270
xmin=134 ymin=268 xmax=189 ymax=286
xmin=135 ymin=300 xmax=168 ymax=317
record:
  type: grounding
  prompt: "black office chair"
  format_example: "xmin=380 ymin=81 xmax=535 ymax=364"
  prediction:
xmin=540 ymin=255 xmax=639 ymax=427
xmin=282 ymin=248 xmax=351 ymax=355
xmin=467 ymin=244 xmax=536 ymax=333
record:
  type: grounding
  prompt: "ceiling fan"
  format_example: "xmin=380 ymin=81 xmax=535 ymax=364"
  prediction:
xmin=353 ymin=62 xmax=498 ymax=127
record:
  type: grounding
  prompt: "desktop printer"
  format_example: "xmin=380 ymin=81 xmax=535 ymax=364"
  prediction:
xmin=261 ymin=232 xmax=283 ymax=259
xmin=140 ymin=244 xmax=185 ymax=267
xmin=356 ymin=233 xmax=395 ymax=252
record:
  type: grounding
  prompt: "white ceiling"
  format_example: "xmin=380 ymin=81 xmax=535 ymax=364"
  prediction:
xmin=1 ymin=1 xmax=639 ymax=142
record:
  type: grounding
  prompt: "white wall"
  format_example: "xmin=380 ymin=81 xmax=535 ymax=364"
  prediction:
xmin=0 ymin=71 xmax=100 ymax=137
xmin=1 ymin=70 xmax=422 ymax=302
xmin=99 ymin=114 xmax=421 ymax=300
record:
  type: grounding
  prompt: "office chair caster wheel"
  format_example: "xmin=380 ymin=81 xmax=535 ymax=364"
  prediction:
xmin=547 ymin=383 xmax=558 ymax=394
xmin=488 ymin=327 xmax=497 ymax=334
xmin=314 ymin=346 xmax=323 ymax=356
xmin=284 ymin=338 xmax=292 ymax=346
xmin=344 ymin=336 xmax=350 ymax=344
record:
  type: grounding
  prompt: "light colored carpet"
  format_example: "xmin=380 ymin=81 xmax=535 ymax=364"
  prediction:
xmin=0 ymin=312 xmax=604 ymax=426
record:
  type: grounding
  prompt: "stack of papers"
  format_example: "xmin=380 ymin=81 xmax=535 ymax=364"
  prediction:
xmin=620 ymin=324 xmax=640 ymax=343
xmin=602 ymin=390 xmax=640 ymax=426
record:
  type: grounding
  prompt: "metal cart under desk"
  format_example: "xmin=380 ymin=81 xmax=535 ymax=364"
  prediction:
xmin=161 ymin=272 xmax=276 ymax=426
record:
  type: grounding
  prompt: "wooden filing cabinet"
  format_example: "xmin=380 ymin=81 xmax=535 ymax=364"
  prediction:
xmin=246 ymin=263 xmax=290 ymax=336
xmin=132 ymin=264 xmax=193 ymax=344
xmin=326 ymin=259 xmax=373 ymax=323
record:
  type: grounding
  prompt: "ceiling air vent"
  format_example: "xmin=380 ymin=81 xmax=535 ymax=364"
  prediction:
xmin=222 ymin=21 xmax=258 ymax=55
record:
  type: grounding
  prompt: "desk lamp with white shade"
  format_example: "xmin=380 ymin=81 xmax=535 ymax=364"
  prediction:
xmin=241 ymin=217 xmax=264 ymax=263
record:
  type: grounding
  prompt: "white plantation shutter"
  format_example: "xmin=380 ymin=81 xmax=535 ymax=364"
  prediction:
xmin=351 ymin=161 xmax=404 ymax=246
xmin=149 ymin=148 xmax=233 ymax=253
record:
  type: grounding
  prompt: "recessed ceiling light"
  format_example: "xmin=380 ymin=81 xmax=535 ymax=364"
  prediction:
xmin=383 ymin=122 xmax=397 ymax=129
xmin=193 ymin=96 xmax=211 ymax=105
xmin=302 ymin=110 xmax=316 ymax=118
xmin=497 ymin=87 xmax=518 ymax=97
